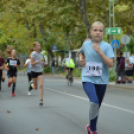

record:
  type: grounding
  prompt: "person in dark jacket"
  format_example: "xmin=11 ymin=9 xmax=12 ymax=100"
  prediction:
xmin=51 ymin=58 xmax=56 ymax=75
xmin=116 ymin=52 xmax=125 ymax=83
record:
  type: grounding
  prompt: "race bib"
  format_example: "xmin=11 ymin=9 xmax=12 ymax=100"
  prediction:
xmin=84 ymin=62 xmax=103 ymax=76
xmin=9 ymin=60 xmax=17 ymax=66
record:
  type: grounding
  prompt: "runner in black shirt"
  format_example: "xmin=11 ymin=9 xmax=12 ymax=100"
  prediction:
xmin=5 ymin=48 xmax=20 ymax=97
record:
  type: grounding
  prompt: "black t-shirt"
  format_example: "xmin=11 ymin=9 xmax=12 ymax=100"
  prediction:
xmin=6 ymin=57 xmax=20 ymax=72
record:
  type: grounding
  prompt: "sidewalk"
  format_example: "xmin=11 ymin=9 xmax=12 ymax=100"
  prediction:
xmin=44 ymin=74 xmax=134 ymax=90
xmin=107 ymin=82 xmax=134 ymax=90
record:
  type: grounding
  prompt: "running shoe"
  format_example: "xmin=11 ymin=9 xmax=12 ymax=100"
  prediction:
xmin=30 ymin=81 xmax=33 ymax=84
xmin=27 ymin=91 xmax=31 ymax=96
xmin=8 ymin=83 xmax=11 ymax=87
xmin=12 ymin=92 xmax=16 ymax=97
xmin=39 ymin=100 xmax=43 ymax=106
xmin=90 ymin=131 xmax=98 ymax=134
xmin=85 ymin=125 xmax=98 ymax=134
xmin=86 ymin=124 xmax=90 ymax=134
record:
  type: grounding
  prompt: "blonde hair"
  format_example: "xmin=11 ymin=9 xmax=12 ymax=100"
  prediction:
xmin=28 ymin=46 xmax=34 ymax=58
xmin=91 ymin=21 xmax=105 ymax=31
xmin=33 ymin=41 xmax=40 ymax=47
xmin=4 ymin=46 xmax=15 ymax=56
xmin=29 ymin=46 xmax=34 ymax=53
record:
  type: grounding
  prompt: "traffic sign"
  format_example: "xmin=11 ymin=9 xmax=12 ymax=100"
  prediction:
xmin=112 ymin=40 xmax=120 ymax=48
xmin=121 ymin=35 xmax=130 ymax=58
xmin=106 ymin=27 xmax=121 ymax=35
xmin=21 ymin=54 xmax=25 ymax=58
xmin=121 ymin=35 xmax=130 ymax=45
xmin=52 ymin=45 xmax=58 ymax=51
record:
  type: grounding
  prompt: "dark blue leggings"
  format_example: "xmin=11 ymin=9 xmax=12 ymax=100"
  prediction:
xmin=82 ymin=82 xmax=107 ymax=131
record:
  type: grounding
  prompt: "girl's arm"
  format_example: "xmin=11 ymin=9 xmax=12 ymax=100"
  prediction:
xmin=79 ymin=53 xmax=86 ymax=67
xmin=0 ymin=63 xmax=5 ymax=70
xmin=24 ymin=61 xmax=30 ymax=68
xmin=5 ymin=63 xmax=9 ymax=71
xmin=5 ymin=59 xmax=9 ymax=70
xmin=14 ymin=59 xmax=20 ymax=68
xmin=99 ymin=52 xmax=113 ymax=68
xmin=93 ymin=43 xmax=113 ymax=68
xmin=31 ymin=57 xmax=43 ymax=66
xmin=14 ymin=64 xmax=19 ymax=68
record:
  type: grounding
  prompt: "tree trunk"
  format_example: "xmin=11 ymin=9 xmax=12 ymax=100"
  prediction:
xmin=66 ymin=31 xmax=71 ymax=51
xmin=25 ymin=20 xmax=32 ymax=38
xmin=33 ymin=23 xmax=37 ymax=38
xmin=39 ymin=25 xmax=54 ymax=57
xmin=78 ymin=0 xmax=90 ymax=38
xmin=47 ymin=49 xmax=54 ymax=58
xmin=67 ymin=0 xmax=90 ymax=38
xmin=39 ymin=25 xmax=45 ymax=40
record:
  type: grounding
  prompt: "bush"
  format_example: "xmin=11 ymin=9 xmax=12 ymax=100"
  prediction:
xmin=62 ymin=68 xmax=82 ymax=77
xmin=109 ymin=68 xmax=116 ymax=82
xmin=43 ymin=66 xmax=82 ymax=76
xmin=73 ymin=68 xmax=82 ymax=77
xmin=55 ymin=66 xmax=64 ymax=74
xmin=43 ymin=67 xmax=52 ymax=73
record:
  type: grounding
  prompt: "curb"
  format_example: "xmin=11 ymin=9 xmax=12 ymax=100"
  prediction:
xmin=107 ymin=84 xmax=134 ymax=90
xmin=44 ymin=74 xmax=134 ymax=90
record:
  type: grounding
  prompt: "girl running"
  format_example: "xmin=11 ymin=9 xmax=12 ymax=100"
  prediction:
xmin=5 ymin=46 xmax=20 ymax=97
xmin=79 ymin=21 xmax=114 ymax=134
xmin=0 ymin=50 xmax=5 ymax=90
xmin=30 ymin=41 xmax=46 ymax=106
xmin=24 ymin=48 xmax=33 ymax=95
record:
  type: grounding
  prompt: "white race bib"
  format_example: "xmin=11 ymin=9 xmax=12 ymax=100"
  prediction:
xmin=84 ymin=62 xmax=103 ymax=76
xmin=9 ymin=60 xmax=17 ymax=66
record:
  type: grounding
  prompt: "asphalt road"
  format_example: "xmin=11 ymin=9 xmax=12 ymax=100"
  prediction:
xmin=0 ymin=72 xmax=134 ymax=134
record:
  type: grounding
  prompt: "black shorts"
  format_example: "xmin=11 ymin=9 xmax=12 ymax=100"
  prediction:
xmin=7 ymin=71 xmax=17 ymax=78
xmin=31 ymin=71 xmax=43 ymax=78
xmin=66 ymin=68 xmax=74 ymax=72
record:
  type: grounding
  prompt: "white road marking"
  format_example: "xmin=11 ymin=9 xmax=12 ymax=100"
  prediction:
xmin=46 ymin=87 xmax=134 ymax=115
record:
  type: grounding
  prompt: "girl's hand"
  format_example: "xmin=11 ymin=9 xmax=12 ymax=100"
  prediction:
xmin=14 ymin=64 xmax=18 ymax=67
xmin=39 ymin=58 xmax=44 ymax=63
xmin=79 ymin=53 xmax=86 ymax=67
xmin=6 ymin=67 xmax=9 ymax=71
xmin=44 ymin=63 xmax=47 ymax=67
xmin=92 ymin=43 xmax=102 ymax=54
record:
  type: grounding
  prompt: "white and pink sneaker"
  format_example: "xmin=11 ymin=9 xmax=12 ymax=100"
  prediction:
xmin=85 ymin=124 xmax=98 ymax=134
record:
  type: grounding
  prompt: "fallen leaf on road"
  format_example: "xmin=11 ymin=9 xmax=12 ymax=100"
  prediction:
xmin=0 ymin=109 xmax=2 ymax=111
xmin=7 ymin=110 xmax=11 ymax=113
xmin=35 ymin=128 xmax=39 ymax=131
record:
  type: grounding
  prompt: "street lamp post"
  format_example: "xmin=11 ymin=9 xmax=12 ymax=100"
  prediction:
xmin=109 ymin=0 xmax=116 ymax=69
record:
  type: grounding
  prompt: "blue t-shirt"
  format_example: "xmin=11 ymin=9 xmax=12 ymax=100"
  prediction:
xmin=81 ymin=40 xmax=115 ymax=84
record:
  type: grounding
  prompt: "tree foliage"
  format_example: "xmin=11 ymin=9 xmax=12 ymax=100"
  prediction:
xmin=0 ymin=0 xmax=134 ymax=56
